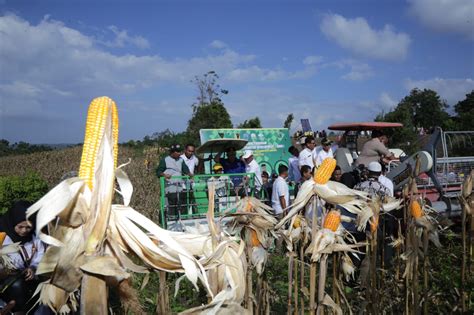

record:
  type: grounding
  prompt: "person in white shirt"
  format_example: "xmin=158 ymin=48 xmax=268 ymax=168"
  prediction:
xmin=378 ymin=163 xmax=394 ymax=197
xmin=272 ymin=165 xmax=290 ymax=219
xmin=180 ymin=144 xmax=199 ymax=175
xmin=242 ymin=150 xmax=263 ymax=192
xmin=298 ymin=136 xmax=316 ymax=170
xmin=315 ymin=137 xmax=334 ymax=167
xmin=288 ymin=146 xmax=301 ymax=184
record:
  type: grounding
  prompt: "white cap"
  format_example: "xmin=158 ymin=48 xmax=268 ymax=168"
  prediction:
xmin=242 ymin=150 xmax=253 ymax=159
xmin=368 ymin=161 xmax=382 ymax=172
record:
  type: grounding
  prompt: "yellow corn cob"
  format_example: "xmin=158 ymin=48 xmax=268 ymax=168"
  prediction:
xmin=0 ymin=232 xmax=6 ymax=245
xmin=79 ymin=96 xmax=119 ymax=190
xmin=323 ymin=210 xmax=341 ymax=232
xmin=370 ymin=214 xmax=379 ymax=233
xmin=245 ymin=200 xmax=253 ymax=212
xmin=250 ymin=229 xmax=261 ymax=247
xmin=410 ymin=200 xmax=424 ymax=219
xmin=314 ymin=158 xmax=337 ymax=184
xmin=293 ymin=215 xmax=301 ymax=228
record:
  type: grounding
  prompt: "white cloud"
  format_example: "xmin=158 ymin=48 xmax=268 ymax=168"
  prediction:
xmin=210 ymin=40 xmax=228 ymax=49
xmin=327 ymin=59 xmax=374 ymax=81
xmin=404 ymin=78 xmax=474 ymax=105
xmin=0 ymin=14 xmax=321 ymax=142
xmin=341 ymin=61 xmax=373 ymax=81
xmin=103 ymin=25 xmax=150 ymax=49
xmin=226 ymin=87 xmax=385 ymax=133
xmin=379 ymin=92 xmax=398 ymax=110
xmin=408 ymin=0 xmax=474 ymax=40
xmin=303 ymin=55 xmax=324 ymax=65
xmin=320 ymin=14 xmax=411 ymax=61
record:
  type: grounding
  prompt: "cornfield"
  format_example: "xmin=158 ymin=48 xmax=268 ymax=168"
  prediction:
xmin=0 ymin=97 xmax=472 ymax=314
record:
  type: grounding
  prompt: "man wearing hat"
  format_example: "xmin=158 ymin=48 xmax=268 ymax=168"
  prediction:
xmin=315 ymin=137 xmax=334 ymax=167
xmin=354 ymin=161 xmax=390 ymax=199
xmin=242 ymin=150 xmax=263 ymax=193
xmin=156 ymin=144 xmax=191 ymax=217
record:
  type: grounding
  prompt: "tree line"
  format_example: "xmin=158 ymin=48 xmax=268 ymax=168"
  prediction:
xmin=376 ymin=89 xmax=473 ymax=153
xmin=0 ymin=139 xmax=53 ymax=157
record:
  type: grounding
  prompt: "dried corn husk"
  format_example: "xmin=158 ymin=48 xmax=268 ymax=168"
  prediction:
xmin=26 ymin=97 xmax=244 ymax=313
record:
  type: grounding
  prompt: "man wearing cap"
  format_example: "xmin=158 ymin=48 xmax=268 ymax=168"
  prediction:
xmin=242 ymin=150 xmax=263 ymax=193
xmin=315 ymin=137 xmax=334 ymax=167
xmin=156 ymin=144 xmax=191 ymax=217
xmin=354 ymin=161 xmax=390 ymax=199
xmin=355 ymin=130 xmax=396 ymax=167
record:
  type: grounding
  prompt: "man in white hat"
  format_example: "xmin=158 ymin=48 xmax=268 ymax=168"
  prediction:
xmin=354 ymin=161 xmax=390 ymax=199
xmin=242 ymin=150 xmax=263 ymax=193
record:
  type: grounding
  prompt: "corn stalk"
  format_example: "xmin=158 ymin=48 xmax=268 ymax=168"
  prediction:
xmin=294 ymin=249 xmax=299 ymax=315
xmin=300 ymin=244 xmax=305 ymax=315
xmin=27 ymin=97 xmax=249 ymax=314
xmin=309 ymin=197 xmax=318 ymax=315
xmin=288 ymin=251 xmax=294 ymax=315
xmin=459 ymin=170 xmax=473 ymax=313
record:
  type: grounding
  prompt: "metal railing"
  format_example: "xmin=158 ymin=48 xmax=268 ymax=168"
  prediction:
xmin=159 ymin=173 xmax=258 ymax=228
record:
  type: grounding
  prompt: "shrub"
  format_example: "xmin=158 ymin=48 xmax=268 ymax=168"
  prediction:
xmin=0 ymin=172 xmax=49 ymax=214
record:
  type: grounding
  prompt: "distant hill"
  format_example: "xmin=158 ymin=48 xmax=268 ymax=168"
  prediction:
xmin=0 ymin=145 xmax=161 ymax=220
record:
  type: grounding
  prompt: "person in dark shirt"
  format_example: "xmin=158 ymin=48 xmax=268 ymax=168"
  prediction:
xmin=260 ymin=171 xmax=273 ymax=205
xmin=214 ymin=147 xmax=246 ymax=187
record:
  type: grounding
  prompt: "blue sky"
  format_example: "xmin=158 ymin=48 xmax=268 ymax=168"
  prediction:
xmin=0 ymin=0 xmax=473 ymax=143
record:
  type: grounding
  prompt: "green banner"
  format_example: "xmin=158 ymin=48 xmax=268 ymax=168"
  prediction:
xmin=199 ymin=128 xmax=292 ymax=175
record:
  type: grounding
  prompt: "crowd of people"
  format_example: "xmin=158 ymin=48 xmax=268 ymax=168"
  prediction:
xmin=156 ymin=129 xmax=396 ymax=222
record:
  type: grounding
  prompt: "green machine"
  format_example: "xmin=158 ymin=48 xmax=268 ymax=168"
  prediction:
xmin=159 ymin=128 xmax=292 ymax=230
xmin=199 ymin=128 xmax=292 ymax=175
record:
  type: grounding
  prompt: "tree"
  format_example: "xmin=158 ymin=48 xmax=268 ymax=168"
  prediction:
xmin=238 ymin=117 xmax=262 ymax=128
xmin=186 ymin=72 xmax=232 ymax=144
xmin=191 ymin=71 xmax=228 ymax=106
xmin=454 ymin=90 xmax=474 ymax=131
xmin=375 ymin=88 xmax=453 ymax=154
xmin=283 ymin=113 xmax=294 ymax=129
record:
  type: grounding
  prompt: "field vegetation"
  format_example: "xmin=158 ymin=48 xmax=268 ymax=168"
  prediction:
xmin=0 ymin=146 xmax=472 ymax=314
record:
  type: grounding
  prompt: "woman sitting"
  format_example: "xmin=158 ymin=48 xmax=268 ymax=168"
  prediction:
xmin=0 ymin=200 xmax=45 ymax=314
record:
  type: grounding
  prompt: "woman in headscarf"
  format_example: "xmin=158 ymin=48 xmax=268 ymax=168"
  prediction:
xmin=0 ymin=200 xmax=45 ymax=314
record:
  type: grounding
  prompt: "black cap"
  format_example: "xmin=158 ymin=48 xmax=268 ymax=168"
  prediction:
xmin=321 ymin=138 xmax=332 ymax=146
xmin=170 ymin=144 xmax=182 ymax=153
